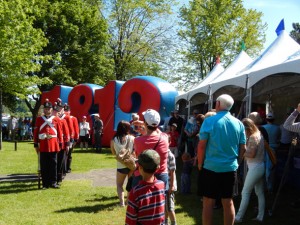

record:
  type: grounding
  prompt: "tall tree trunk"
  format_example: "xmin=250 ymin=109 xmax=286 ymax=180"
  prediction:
xmin=25 ymin=96 xmax=41 ymax=128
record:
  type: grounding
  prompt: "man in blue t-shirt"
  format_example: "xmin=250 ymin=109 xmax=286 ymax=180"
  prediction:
xmin=197 ymin=94 xmax=246 ymax=225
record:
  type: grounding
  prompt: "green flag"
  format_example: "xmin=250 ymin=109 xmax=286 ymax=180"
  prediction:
xmin=241 ymin=41 xmax=246 ymax=51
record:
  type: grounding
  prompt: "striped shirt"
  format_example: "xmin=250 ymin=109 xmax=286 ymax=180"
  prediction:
xmin=125 ymin=178 xmax=165 ymax=225
xmin=167 ymin=149 xmax=177 ymax=191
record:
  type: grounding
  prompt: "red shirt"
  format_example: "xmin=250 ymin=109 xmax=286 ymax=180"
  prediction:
xmin=134 ymin=132 xmax=169 ymax=176
xmin=167 ymin=130 xmax=179 ymax=147
xmin=125 ymin=178 xmax=165 ymax=225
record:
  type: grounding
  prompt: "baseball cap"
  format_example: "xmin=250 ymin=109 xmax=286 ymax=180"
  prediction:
xmin=137 ymin=149 xmax=160 ymax=171
xmin=171 ymin=123 xmax=177 ymax=128
xmin=82 ymin=116 xmax=87 ymax=119
xmin=94 ymin=113 xmax=100 ymax=117
xmin=43 ymin=99 xmax=52 ymax=109
xmin=266 ymin=113 xmax=274 ymax=119
xmin=142 ymin=109 xmax=160 ymax=127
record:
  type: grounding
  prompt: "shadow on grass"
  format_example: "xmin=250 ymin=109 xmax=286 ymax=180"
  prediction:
xmin=0 ymin=180 xmax=38 ymax=194
xmin=73 ymin=148 xmax=111 ymax=154
xmin=55 ymin=195 xmax=120 ymax=213
xmin=175 ymin=160 xmax=203 ymax=224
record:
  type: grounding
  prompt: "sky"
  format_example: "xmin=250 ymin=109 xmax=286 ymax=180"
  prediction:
xmin=179 ymin=0 xmax=300 ymax=50
xmin=243 ymin=0 xmax=300 ymax=49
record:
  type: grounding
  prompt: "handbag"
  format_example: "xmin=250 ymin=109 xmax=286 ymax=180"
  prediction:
xmin=116 ymin=136 xmax=137 ymax=171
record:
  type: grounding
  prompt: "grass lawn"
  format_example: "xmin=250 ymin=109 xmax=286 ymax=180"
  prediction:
xmin=0 ymin=141 xmax=300 ymax=224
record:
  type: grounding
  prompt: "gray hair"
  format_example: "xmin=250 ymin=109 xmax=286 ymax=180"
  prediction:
xmin=216 ymin=94 xmax=234 ymax=111
xmin=248 ymin=112 xmax=263 ymax=125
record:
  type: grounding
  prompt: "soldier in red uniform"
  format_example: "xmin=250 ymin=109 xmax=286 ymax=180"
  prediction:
xmin=34 ymin=99 xmax=63 ymax=189
xmin=64 ymin=104 xmax=79 ymax=173
xmin=53 ymin=100 xmax=70 ymax=184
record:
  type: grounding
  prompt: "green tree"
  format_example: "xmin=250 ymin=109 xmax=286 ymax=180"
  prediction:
xmin=0 ymin=0 xmax=49 ymax=97
xmin=290 ymin=22 xmax=300 ymax=44
xmin=103 ymin=0 xmax=177 ymax=80
xmin=176 ymin=0 xmax=267 ymax=90
xmin=24 ymin=0 xmax=112 ymax=125
xmin=0 ymin=0 xmax=50 ymax=149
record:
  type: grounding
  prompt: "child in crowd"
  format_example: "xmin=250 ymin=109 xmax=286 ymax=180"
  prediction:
xmin=167 ymin=123 xmax=179 ymax=158
xmin=165 ymin=149 xmax=177 ymax=225
xmin=181 ymin=152 xmax=193 ymax=194
xmin=125 ymin=149 xmax=165 ymax=225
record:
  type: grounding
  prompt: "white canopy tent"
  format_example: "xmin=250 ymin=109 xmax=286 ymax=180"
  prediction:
xmin=211 ymin=31 xmax=300 ymax=112
xmin=175 ymin=63 xmax=224 ymax=104
xmin=175 ymin=27 xmax=300 ymax=121
xmin=187 ymin=63 xmax=225 ymax=102
xmin=210 ymin=50 xmax=253 ymax=94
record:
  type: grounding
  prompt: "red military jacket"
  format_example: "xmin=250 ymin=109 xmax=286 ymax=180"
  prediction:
xmin=71 ymin=116 xmax=79 ymax=140
xmin=60 ymin=118 xmax=70 ymax=150
xmin=62 ymin=114 xmax=74 ymax=140
xmin=34 ymin=116 xmax=63 ymax=152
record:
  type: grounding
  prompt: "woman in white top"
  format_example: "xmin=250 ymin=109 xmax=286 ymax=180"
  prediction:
xmin=79 ymin=116 xmax=90 ymax=150
xmin=110 ymin=120 xmax=135 ymax=207
xmin=235 ymin=118 xmax=265 ymax=223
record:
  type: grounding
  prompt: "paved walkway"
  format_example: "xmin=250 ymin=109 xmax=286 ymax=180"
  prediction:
xmin=0 ymin=168 xmax=116 ymax=187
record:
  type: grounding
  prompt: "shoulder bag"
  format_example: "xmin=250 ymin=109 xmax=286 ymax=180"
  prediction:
xmin=116 ymin=136 xmax=137 ymax=171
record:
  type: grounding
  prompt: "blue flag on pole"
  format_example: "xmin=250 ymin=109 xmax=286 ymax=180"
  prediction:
xmin=275 ymin=19 xmax=285 ymax=36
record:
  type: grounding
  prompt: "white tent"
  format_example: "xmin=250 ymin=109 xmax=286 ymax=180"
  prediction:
xmin=187 ymin=63 xmax=224 ymax=102
xmin=175 ymin=63 xmax=224 ymax=108
xmin=210 ymin=50 xmax=253 ymax=94
xmin=175 ymin=91 xmax=189 ymax=103
xmin=211 ymin=31 xmax=300 ymax=101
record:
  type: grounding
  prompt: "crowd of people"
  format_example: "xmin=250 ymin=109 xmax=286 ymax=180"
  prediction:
xmin=17 ymin=92 xmax=300 ymax=224
xmin=107 ymin=94 xmax=300 ymax=225
xmin=3 ymin=116 xmax=33 ymax=141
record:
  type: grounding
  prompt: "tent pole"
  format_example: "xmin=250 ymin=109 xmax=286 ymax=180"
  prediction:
xmin=247 ymin=87 xmax=252 ymax=115
xmin=208 ymin=85 xmax=212 ymax=111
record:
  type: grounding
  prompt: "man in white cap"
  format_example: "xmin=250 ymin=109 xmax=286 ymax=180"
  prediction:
xmin=132 ymin=109 xmax=169 ymax=194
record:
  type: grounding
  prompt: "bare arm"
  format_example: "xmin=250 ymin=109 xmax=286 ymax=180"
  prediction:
xmin=168 ymin=170 xmax=175 ymax=193
xmin=197 ymin=139 xmax=207 ymax=170
xmin=238 ymin=144 xmax=246 ymax=164
xmin=283 ymin=104 xmax=300 ymax=133
xmin=110 ymin=140 xmax=116 ymax=155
